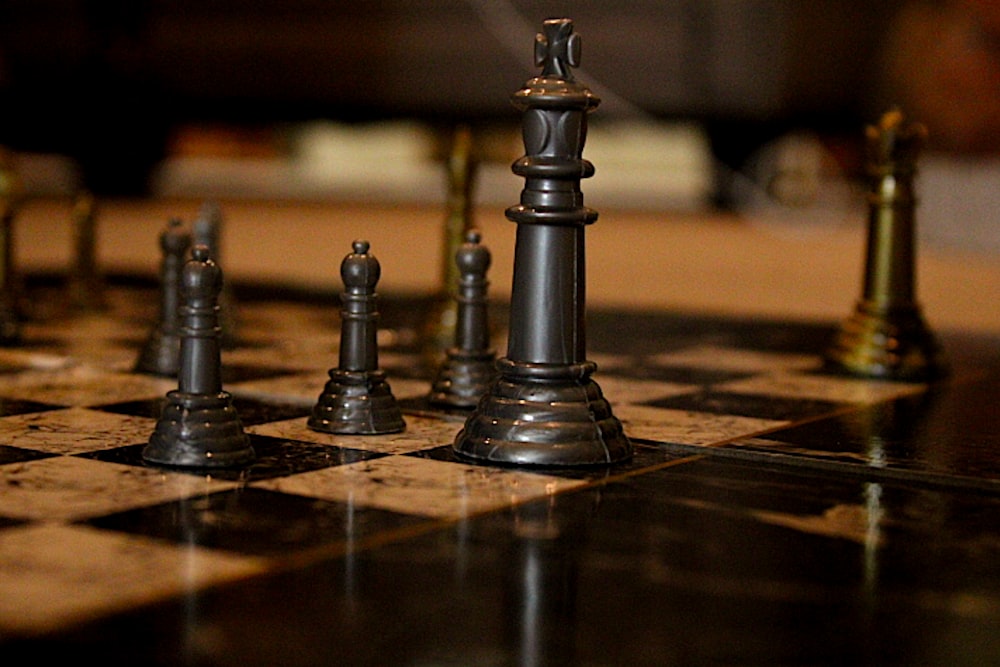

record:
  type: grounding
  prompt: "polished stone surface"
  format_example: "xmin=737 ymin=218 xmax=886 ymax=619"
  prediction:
xmin=1 ymin=286 xmax=999 ymax=665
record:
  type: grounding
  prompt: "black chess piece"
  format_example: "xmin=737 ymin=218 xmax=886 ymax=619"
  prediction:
xmin=193 ymin=201 xmax=238 ymax=347
xmin=135 ymin=218 xmax=189 ymax=376
xmin=308 ymin=240 xmax=405 ymax=435
xmin=429 ymin=229 xmax=496 ymax=408
xmin=824 ymin=109 xmax=947 ymax=381
xmin=453 ymin=18 xmax=631 ymax=467
xmin=143 ymin=244 xmax=254 ymax=468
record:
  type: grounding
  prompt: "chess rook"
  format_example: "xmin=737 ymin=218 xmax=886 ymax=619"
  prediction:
xmin=825 ymin=109 xmax=947 ymax=381
xmin=308 ymin=240 xmax=405 ymax=435
xmin=429 ymin=229 xmax=496 ymax=408
xmin=143 ymin=245 xmax=254 ymax=469
xmin=134 ymin=218 xmax=189 ymax=376
xmin=453 ymin=18 xmax=631 ymax=467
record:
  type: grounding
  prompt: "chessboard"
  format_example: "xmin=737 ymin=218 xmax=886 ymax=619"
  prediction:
xmin=3 ymin=277 xmax=1000 ymax=665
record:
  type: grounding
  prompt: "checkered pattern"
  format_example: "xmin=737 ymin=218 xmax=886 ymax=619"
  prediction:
xmin=0 ymin=286 xmax=928 ymax=637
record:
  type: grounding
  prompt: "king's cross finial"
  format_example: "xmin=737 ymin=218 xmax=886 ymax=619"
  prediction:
xmin=534 ymin=18 xmax=581 ymax=80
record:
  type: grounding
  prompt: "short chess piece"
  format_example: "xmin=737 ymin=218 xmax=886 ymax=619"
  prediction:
xmin=143 ymin=245 xmax=254 ymax=468
xmin=453 ymin=18 xmax=631 ymax=467
xmin=193 ymin=201 xmax=238 ymax=347
xmin=135 ymin=218 xmax=189 ymax=376
xmin=429 ymin=229 xmax=496 ymax=408
xmin=824 ymin=109 xmax=947 ymax=381
xmin=308 ymin=240 xmax=405 ymax=435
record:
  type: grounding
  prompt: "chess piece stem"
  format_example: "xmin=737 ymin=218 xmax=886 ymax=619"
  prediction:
xmin=453 ymin=18 xmax=631 ymax=467
xmin=825 ymin=109 xmax=947 ymax=380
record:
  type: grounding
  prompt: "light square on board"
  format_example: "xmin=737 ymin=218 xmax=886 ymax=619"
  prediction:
xmin=0 ymin=523 xmax=264 ymax=636
xmin=246 ymin=413 xmax=462 ymax=456
xmin=648 ymin=345 xmax=821 ymax=374
xmin=0 ymin=407 xmax=156 ymax=455
xmin=253 ymin=454 xmax=587 ymax=519
xmin=614 ymin=403 xmax=787 ymax=446
xmin=0 ymin=456 xmax=236 ymax=522
xmin=0 ymin=367 xmax=175 ymax=407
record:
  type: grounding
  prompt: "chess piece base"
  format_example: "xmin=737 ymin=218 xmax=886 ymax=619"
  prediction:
xmin=143 ymin=390 xmax=254 ymax=468
xmin=453 ymin=359 xmax=632 ymax=467
xmin=0 ymin=298 xmax=20 ymax=346
xmin=308 ymin=369 xmax=405 ymax=435
xmin=429 ymin=348 xmax=496 ymax=408
xmin=134 ymin=329 xmax=181 ymax=376
xmin=825 ymin=300 xmax=947 ymax=381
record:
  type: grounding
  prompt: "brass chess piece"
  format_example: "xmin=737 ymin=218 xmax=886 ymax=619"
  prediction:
xmin=422 ymin=124 xmax=478 ymax=369
xmin=824 ymin=109 xmax=947 ymax=381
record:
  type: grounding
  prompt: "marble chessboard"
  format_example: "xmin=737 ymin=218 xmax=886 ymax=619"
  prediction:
xmin=2 ymin=280 xmax=1000 ymax=665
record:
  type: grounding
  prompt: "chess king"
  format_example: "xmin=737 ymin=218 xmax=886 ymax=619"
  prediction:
xmin=453 ymin=18 xmax=632 ymax=467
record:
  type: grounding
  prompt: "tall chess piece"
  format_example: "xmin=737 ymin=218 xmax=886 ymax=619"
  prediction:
xmin=824 ymin=109 xmax=947 ymax=381
xmin=143 ymin=245 xmax=254 ymax=468
xmin=135 ymin=218 xmax=189 ymax=376
xmin=454 ymin=19 xmax=631 ymax=467
xmin=308 ymin=240 xmax=405 ymax=435
xmin=429 ymin=229 xmax=496 ymax=408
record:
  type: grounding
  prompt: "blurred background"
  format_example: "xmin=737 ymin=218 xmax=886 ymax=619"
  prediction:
xmin=1 ymin=0 xmax=999 ymax=252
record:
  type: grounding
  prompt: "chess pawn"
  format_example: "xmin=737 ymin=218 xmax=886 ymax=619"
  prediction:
xmin=824 ymin=109 xmax=947 ymax=380
xmin=429 ymin=229 xmax=496 ymax=408
xmin=143 ymin=245 xmax=254 ymax=468
xmin=193 ymin=201 xmax=238 ymax=347
xmin=308 ymin=240 xmax=405 ymax=435
xmin=135 ymin=218 xmax=189 ymax=376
